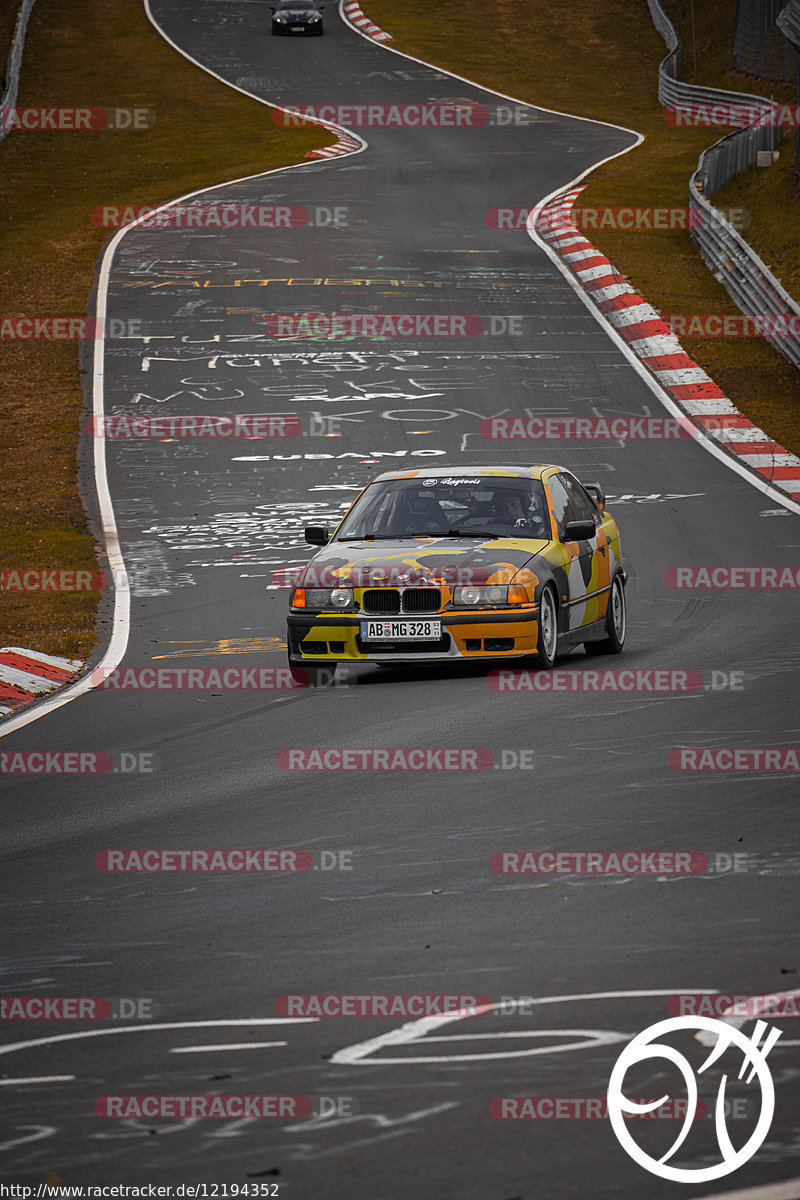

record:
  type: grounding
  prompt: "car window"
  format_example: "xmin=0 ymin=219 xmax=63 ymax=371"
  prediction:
xmin=559 ymin=473 xmax=598 ymax=524
xmin=334 ymin=477 xmax=548 ymax=540
xmin=546 ymin=476 xmax=576 ymax=537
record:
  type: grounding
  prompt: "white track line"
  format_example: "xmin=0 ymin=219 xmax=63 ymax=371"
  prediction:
xmin=338 ymin=0 xmax=800 ymax=518
xmin=4 ymin=2 xmax=794 ymax=739
xmin=689 ymin=1179 xmax=800 ymax=1200
xmin=0 ymin=8 xmax=367 ymax=740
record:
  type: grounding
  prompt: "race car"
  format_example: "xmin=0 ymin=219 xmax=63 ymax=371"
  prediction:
xmin=286 ymin=464 xmax=627 ymax=684
xmin=270 ymin=0 xmax=324 ymax=34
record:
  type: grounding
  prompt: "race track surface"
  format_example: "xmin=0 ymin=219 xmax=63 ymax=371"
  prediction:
xmin=1 ymin=2 xmax=798 ymax=1195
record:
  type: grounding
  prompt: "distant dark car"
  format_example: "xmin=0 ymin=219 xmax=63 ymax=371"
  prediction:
xmin=271 ymin=0 xmax=324 ymax=35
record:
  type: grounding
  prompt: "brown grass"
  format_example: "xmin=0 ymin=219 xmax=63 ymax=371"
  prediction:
xmin=0 ymin=0 xmax=324 ymax=659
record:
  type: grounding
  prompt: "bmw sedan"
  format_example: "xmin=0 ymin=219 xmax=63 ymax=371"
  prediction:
xmin=286 ymin=464 xmax=627 ymax=684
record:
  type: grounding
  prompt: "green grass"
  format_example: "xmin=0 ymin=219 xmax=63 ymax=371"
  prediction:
xmin=0 ymin=0 xmax=325 ymax=660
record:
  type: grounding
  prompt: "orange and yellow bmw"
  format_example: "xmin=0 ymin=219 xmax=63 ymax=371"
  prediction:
xmin=287 ymin=464 xmax=627 ymax=684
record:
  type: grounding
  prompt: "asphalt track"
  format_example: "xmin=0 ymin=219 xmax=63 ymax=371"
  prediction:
xmin=1 ymin=2 xmax=799 ymax=1196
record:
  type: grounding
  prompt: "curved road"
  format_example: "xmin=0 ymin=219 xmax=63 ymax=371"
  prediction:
xmin=1 ymin=2 xmax=798 ymax=1196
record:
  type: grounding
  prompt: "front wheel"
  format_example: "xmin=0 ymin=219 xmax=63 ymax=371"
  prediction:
xmin=584 ymin=574 xmax=626 ymax=656
xmin=535 ymin=586 xmax=558 ymax=668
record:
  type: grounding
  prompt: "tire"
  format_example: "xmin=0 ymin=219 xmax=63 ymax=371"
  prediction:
xmin=288 ymin=659 xmax=335 ymax=687
xmin=584 ymin=573 xmax=626 ymax=656
xmin=535 ymin=585 xmax=558 ymax=668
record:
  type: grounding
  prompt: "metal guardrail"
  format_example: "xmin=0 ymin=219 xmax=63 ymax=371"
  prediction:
xmin=0 ymin=0 xmax=37 ymax=144
xmin=647 ymin=0 xmax=800 ymax=370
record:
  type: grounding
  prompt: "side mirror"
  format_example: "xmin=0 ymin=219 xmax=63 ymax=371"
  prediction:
xmin=305 ymin=526 xmax=330 ymax=546
xmin=583 ymin=481 xmax=606 ymax=510
xmin=562 ymin=519 xmax=596 ymax=542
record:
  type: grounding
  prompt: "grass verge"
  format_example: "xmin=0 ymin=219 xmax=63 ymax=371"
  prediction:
xmin=363 ymin=0 xmax=800 ymax=456
xmin=0 ymin=0 xmax=325 ymax=661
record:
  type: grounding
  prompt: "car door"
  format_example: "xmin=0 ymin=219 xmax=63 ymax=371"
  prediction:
xmin=547 ymin=473 xmax=608 ymax=631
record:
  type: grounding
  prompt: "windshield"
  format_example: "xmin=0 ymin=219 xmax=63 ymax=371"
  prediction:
xmin=335 ymin=476 xmax=550 ymax=540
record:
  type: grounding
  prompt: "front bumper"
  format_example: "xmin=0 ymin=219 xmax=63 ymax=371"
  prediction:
xmin=287 ymin=608 xmax=540 ymax=664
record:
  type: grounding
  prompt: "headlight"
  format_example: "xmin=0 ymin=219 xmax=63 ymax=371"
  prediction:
xmin=301 ymin=587 xmax=355 ymax=610
xmin=453 ymin=585 xmax=508 ymax=606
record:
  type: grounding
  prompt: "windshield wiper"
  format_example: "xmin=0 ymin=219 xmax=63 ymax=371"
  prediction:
xmin=440 ymin=528 xmax=499 ymax=538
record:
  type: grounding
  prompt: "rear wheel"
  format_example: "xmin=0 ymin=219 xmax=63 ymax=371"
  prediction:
xmin=535 ymin=586 xmax=558 ymax=668
xmin=584 ymin=574 xmax=625 ymax=656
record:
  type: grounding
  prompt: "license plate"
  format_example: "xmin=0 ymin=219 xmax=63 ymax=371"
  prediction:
xmin=291 ymin=25 xmax=305 ymax=29
xmin=361 ymin=619 xmax=442 ymax=641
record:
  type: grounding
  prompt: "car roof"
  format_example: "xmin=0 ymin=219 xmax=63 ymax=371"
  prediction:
xmin=370 ymin=464 xmax=562 ymax=484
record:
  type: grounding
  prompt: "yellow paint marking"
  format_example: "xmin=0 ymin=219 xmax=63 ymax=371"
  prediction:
xmin=153 ymin=637 xmax=285 ymax=659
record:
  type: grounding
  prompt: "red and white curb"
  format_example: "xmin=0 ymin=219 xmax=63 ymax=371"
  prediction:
xmin=307 ymin=0 xmax=391 ymax=156
xmin=0 ymin=647 xmax=83 ymax=718
xmin=536 ymin=185 xmax=800 ymax=500
xmin=341 ymin=0 xmax=393 ymax=40
xmin=305 ymin=131 xmax=363 ymax=159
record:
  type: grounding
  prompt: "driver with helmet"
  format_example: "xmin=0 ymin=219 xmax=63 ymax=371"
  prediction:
xmin=496 ymin=489 xmax=546 ymax=536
